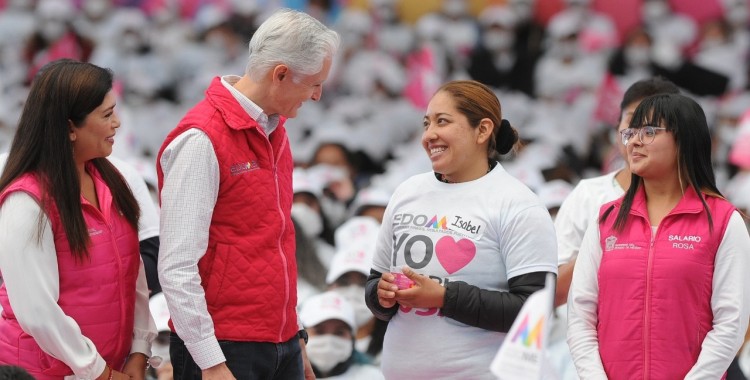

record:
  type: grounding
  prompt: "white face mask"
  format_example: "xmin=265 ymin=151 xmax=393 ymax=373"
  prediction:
xmin=700 ymin=37 xmax=725 ymax=52
xmin=319 ymin=196 xmax=348 ymax=227
xmin=624 ymin=46 xmax=651 ymax=67
xmin=291 ymin=203 xmax=324 ymax=238
xmin=121 ymin=33 xmax=141 ymax=53
xmin=342 ymin=33 xmax=365 ymax=50
xmin=552 ymin=40 xmax=578 ymax=59
xmin=483 ymin=30 xmax=515 ymax=51
xmin=205 ymin=33 xmax=227 ymax=52
xmin=305 ymin=335 xmax=353 ymax=373
xmin=332 ymin=285 xmax=372 ymax=328
xmin=40 ymin=21 xmax=67 ymax=41
xmin=377 ymin=30 xmax=413 ymax=56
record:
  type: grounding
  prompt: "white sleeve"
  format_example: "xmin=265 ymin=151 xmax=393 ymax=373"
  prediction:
xmin=554 ymin=184 xmax=591 ymax=266
xmin=502 ymin=204 xmax=558 ymax=278
xmin=566 ymin=218 xmax=608 ymax=380
xmin=157 ymin=129 xmax=224 ymax=370
xmin=685 ymin=212 xmax=750 ymax=379
xmin=0 ymin=192 xmax=106 ymax=379
xmin=108 ymin=156 xmax=159 ymax=241
xmin=372 ymin=197 xmax=396 ymax=274
xmin=130 ymin=258 xmax=158 ymax=356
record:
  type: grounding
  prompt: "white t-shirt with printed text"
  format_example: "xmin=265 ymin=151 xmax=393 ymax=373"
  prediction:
xmin=372 ymin=164 xmax=558 ymax=379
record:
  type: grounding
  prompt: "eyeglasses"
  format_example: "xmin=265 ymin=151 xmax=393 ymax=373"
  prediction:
xmin=620 ymin=126 xmax=668 ymax=146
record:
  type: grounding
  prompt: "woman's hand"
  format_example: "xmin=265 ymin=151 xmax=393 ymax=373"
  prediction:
xmin=393 ymin=267 xmax=445 ymax=309
xmin=122 ymin=353 xmax=148 ymax=380
xmin=112 ymin=369 xmax=134 ymax=380
xmin=377 ymin=273 xmax=398 ymax=308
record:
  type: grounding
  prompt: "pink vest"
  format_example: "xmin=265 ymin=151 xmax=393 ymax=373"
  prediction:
xmin=156 ymin=77 xmax=298 ymax=343
xmin=0 ymin=166 xmax=140 ymax=379
xmin=596 ymin=186 xmax=735 ymax=379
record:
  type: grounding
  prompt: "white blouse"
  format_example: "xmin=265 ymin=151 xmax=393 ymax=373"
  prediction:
xmin=0 ymin=192 xmax=156 ymax=379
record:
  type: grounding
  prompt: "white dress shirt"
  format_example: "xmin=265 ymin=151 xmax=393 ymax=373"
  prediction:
xmin=158 ymin=75 xmax=285 ymax=369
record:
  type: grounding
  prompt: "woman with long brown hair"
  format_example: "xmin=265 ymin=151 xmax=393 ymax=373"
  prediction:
xmin=0 ymin=59 xmax=155 ymax=380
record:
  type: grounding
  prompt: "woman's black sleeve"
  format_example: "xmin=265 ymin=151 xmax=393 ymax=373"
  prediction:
xmin=139 ymin=236 xmax=161 ymax=294
xmin=365 ymin=269 xmax=399 ymax=321
xmin=440 ymin=271 xmax=554 ymax=333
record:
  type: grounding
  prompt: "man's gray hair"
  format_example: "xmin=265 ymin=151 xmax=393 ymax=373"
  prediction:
xmin=247 ymin=9 xmax=340 ymax=81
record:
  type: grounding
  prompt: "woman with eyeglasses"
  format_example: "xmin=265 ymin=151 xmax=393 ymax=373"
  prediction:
xmin=567 ymin=93 xmax=750 ymax=379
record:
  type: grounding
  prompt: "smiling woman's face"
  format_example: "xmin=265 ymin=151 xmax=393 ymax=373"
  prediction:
xmin=421 ymin=91 xmax=486 ymax=183
xmin=70 ymin=90 xmax=119 ymax=164
xmin=627 ymin=119 xmax=677 ymax=180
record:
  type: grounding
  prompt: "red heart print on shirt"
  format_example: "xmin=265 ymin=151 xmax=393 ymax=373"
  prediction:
xmin=435 ymin=236 xmax=476 ymax=274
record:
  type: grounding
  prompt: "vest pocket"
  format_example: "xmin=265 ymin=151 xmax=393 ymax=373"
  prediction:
xmin=205 ymin=243 xmax=230 ymax=307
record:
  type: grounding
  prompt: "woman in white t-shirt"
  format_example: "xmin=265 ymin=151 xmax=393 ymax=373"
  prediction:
xmin=365 ymin=80 xmax=558 ymax=379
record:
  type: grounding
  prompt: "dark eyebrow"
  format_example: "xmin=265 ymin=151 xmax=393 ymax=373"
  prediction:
xmin=425 ymin=112 xmax=452 ymax=118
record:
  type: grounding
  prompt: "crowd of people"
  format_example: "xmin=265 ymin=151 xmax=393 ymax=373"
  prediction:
xmin=0 ymin=0 xmax=750 ymax=379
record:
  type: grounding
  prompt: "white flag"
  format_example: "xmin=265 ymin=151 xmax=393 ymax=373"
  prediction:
xmin=490 ymin=273 xmax=555 ymax=380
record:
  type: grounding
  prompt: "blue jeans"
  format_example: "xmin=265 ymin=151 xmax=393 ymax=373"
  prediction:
xmin=170 ymin=333 xmax=304 ymax=380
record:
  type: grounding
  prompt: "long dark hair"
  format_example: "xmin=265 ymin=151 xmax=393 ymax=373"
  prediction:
xmin=0 ymin=59 xmax=139 ymax=260
xmin=603 ymin=93 xmax=721 ymax=233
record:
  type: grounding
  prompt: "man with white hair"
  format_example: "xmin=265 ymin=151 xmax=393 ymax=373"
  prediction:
xmin=157 ymin=9 xmax=339 ymax=380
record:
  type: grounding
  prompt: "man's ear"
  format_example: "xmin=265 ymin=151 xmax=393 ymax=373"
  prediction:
xmin=273 ymin=64 xmax=290 ymax=83
xmin=477 ymin=118 xmax=494 ymax=144
xmin=68 ymin=120 xmax=77 ymax=142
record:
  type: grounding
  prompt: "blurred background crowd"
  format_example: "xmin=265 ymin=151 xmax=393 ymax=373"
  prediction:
xmin=1 ymin=0 xmax=750 ymax=379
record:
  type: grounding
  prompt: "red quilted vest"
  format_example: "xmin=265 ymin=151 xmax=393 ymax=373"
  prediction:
xmin=0 ymin=166 xmax=140 ymax=379
xmin=596 ymin=185 xmax=735 ymax=379
xmin=157 ymin=77 xmax=298 ymax=343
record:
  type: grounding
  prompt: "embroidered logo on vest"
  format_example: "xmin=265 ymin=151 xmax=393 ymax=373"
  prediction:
xmin=605 ymin=236 xmax=617 ymax=251
xmin=605 ymin=235 xmax=643 ymax=251
xmin=230 ymin=161 xmax=259 ymax=176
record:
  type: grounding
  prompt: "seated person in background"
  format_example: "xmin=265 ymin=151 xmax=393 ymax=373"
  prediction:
xmin=348 ymin=186 xmax=392 ymax=224
xmin=299 ymin=291 xmax=384 ymax=379
xmin=328 ymin=216 xmax=386 ymax=362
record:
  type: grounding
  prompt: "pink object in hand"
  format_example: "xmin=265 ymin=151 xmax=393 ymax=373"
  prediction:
xmin=393 ymin=273 xmax=415 ymax=290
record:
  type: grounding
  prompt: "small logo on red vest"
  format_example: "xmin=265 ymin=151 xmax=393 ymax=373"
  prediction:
xmin=230 ymin=161 xmax=259 ymax=176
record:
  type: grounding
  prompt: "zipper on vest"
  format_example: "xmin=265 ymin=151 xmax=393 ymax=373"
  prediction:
xmin=261 ymin=127 xmax=292 ymax=341
xmin=273 ymin=164 xmax=290 ymax=342
xmin=643 ymin=226 xmax=657 ymax=379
